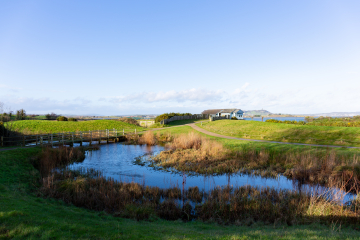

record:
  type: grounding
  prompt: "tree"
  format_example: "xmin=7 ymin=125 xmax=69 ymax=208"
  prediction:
xmin=0 ymin=101 xmax=3 ymax=114
xmin=16 ymin=109 xmax=26 ymax=120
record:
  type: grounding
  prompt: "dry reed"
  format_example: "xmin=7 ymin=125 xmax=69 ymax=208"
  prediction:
xmin=33 ymin=146 xmax=86 ymax=177
xmin=139 ymin=131 xmax=157 ymax=145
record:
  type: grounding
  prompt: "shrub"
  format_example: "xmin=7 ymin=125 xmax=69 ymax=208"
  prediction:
xmin=45 ymin=112 xmax=57 ymax=120
xmin=68 ymin=117 xmax=77 ymax=122
xmin=118 ymin=117 xmax=140 ymax=126
xmin=231 ymin=117 xmax=238 ymax=120
xmin=57 ymin=116 xmax=68 ymax=121
xmin=0 ymin=121 xmax=4 ymax=136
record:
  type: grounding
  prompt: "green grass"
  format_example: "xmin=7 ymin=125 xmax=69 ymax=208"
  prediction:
xmin=2 ymin=148 xmax=360 ymax=239
xmin=196 ymin=120 xmax=360 ymax=146
xmin=5 ymin=120 xmax=145 ymax=135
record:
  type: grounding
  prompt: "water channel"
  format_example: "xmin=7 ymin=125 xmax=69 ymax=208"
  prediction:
xmin=68 ymin=142 xmax=355 ymax=203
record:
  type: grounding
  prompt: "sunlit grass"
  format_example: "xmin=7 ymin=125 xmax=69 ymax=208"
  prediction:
xmin=5 ymin=120 xmax=145 ymax=135
xmin=196 ymin=120 xmax=360 ymax=146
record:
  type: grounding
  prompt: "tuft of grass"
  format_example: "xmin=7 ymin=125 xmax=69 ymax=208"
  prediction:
xmin=139 ymin=130 xmax=157 ymax=145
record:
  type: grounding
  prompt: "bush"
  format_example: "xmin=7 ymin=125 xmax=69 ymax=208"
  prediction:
xmin=45 ymin=112 xmax=57 ymax=120
xmin=57 ymin=116 xmax=68 ymax=121
xmin=0 ymin=121 xmax=4 ymax=136
xmin=118 ymin=117 xmax=140 ymax=126
xmin=231 ymin=117 xmax=238 ymax=120
xmin=68 ymin=118 xmax=77 ymax=122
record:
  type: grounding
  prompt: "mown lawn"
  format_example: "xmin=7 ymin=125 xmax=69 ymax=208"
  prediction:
xmin=5 ymin=120 xmax=145 ymax=135
xmin=1 ymin=148 xmax=360 ymax=239
xmin=196 ymin=120 xmax=360 ymax=146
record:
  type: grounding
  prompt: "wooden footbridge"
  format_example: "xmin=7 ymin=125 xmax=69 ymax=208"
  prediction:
xmin=0 ymin=129 xmax=139 ymax=147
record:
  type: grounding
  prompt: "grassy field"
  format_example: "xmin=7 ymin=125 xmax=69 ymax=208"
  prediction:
xmin=5 ymin=120 xmax=145 ymax=135
xmin=196 ymin=120 xmax=360 ymax=146
xmin=2 ymin=148 xmax=360 ymax=239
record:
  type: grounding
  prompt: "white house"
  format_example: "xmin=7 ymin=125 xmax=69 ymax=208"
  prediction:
xmin=202 ymin=109 xmax=244 ymax=120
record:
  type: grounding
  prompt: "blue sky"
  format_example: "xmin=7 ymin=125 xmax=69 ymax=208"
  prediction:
xmin=0 ymin=0 xmax=359 ymax=115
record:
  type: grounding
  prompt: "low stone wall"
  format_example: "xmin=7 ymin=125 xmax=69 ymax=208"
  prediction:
xmin=160 ymin=114 xmax=209 ymax=125
xmin=139 ymin=120 xmax=155 ymax=127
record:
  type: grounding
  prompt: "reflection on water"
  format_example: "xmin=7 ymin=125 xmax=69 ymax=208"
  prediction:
xmin=68 ymin=143 xmax=356 ymax=203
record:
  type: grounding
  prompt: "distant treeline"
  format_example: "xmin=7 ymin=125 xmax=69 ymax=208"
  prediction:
xmin=266 ymin=116 xmax=360 ymax=127
xmin=155 ymin=112 xmax=192 ymax=123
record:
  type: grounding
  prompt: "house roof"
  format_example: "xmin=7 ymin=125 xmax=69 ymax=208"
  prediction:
xmin=219 ymin=109 xmax=237 ymax=114
xmin=201 ymin=109 xmax=223 ymax=115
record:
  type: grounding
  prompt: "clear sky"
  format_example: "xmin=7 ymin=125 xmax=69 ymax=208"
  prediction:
xmin=0 ymin=0 xmax=359 ymax=115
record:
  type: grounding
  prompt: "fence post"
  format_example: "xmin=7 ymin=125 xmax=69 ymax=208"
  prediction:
xmin=72 ymin=133 xmax=74 ymax=146
xmin=51 ymin=133 xmax=53 ymax=147
xmin=35 ymin=136 xmax=38 ymax=146
xmin=40 ymin=136 xmax=43 ymax=146
xmin=106 ymin=129 xmax=109 ymax=143
xmin=1 ymin=136 xmax=3 ymax=147
xmin=90 ymin=130 xmax=92 ymax=145
xmin=62 ymin=133 xmax=65 ymax=146
xmin=98 ymin=130 xmax=101 ymax=144
xmin=80 ymin=131 xmax=83 ymax=146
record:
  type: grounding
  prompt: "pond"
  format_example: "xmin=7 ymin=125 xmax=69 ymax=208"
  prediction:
xmin=68 ymin=143 xmax=355 ymax=203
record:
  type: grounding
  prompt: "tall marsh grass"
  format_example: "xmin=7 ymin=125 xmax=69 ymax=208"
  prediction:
xmin=33 ymin=146 xmax=86 ymax=177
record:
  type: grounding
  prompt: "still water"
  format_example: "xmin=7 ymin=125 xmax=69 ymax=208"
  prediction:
xmin=68 ymin=143 xmax=355 ymax=203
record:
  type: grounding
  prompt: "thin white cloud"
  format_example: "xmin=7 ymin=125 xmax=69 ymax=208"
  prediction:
xmin=108 ymin=88 xmax=226 ymax=104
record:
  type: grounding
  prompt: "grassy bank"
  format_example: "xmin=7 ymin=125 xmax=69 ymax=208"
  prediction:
xmin=3 ymin=149 xmax=360 ymax=238
xmin=196 ymin=120 xmax=360 ymax=146
xmin=5 ymin=120 xmax=144 ymax=135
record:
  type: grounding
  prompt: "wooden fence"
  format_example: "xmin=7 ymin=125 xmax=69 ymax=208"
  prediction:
xmin=0 ymin=129 xmax=139 ymax=147
xmin=160 ymin=114 xmax=209 ymax=125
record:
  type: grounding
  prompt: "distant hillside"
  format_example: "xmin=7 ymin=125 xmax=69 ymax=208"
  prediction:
xmin=307 ymin=112 xmax=360 ymax=117
xmin=244 ymin=110 xmax=272 ymax=116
